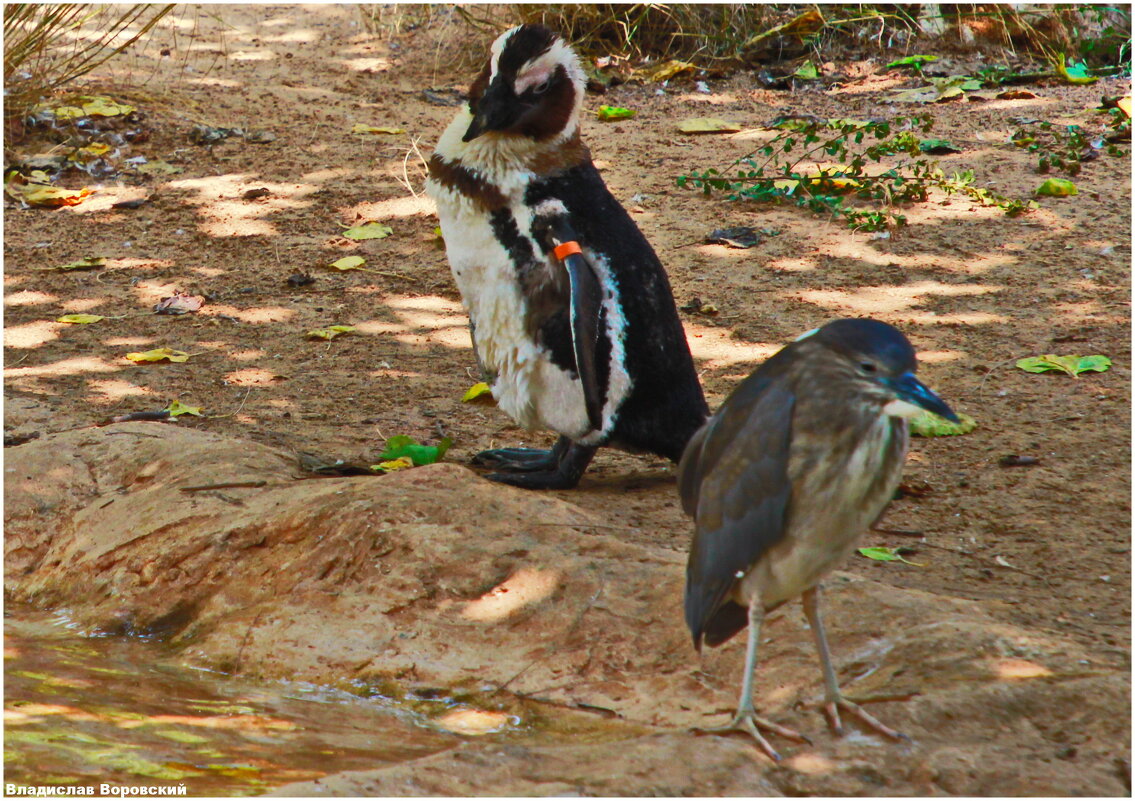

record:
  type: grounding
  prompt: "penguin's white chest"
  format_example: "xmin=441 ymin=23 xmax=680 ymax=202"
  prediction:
xmin=430 ymin=188 xmax=596 ymax=440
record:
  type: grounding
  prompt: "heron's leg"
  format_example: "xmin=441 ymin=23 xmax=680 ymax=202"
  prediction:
xmin=697 ymin=596 xmax=809 ymax=761
xmin=483 ymin=437 xmax=595 ymax=490
xmin=472 ymin=436 xmax=571 ymax=472
xmin=801 ymin=585 xmax=907 ymax=742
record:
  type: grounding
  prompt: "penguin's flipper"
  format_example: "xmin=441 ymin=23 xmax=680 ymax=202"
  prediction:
xmin=550 ymin=224 xmax=604 ymax=433
xmin=486 ymin=437 xmax=597 ymax=490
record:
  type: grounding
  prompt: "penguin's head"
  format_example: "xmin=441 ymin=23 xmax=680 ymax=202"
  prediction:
xmin=462 ymin=24 xmax=586 ymax=144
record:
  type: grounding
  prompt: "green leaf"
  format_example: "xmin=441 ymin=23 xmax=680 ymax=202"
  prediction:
xmin=341 ymin=221 xmax=392 ymax=240
xmin=1036 ymin=178 xmax=1078 ymax=196
xmin=885 ymin=55 xmax=938 ymax=71
xmin=793 ymin=60 xmax=819 ymax=80
xmin=919 ymin=138 xmax=961 ymax=154
xmin=909 ymin=411 xmax=977 ymax=437
xmin=857 ymin=546 xmax=924 ymax=566
xmin=597 ymin=105 xmax=636 ymax=121
xmin=1015 ymin=354 xmax=1112 ymax=377
xmin=46 ymin=256 xmax=106 ymax=272
xmin=378 ymin=435 xmax=452 ymax=466
xmin=1055 ymin=55 xmax=1098 ymax=85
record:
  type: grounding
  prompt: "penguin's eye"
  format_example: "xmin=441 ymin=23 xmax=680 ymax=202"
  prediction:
xmin=532 ymin=78 xmax=551 ymax=95
xmin=859 ymin=362 xmax=878 ymax=374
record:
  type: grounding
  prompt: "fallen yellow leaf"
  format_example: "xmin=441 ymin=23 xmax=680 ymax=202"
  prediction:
xmin=56 ymin=314 xmax=105 ymax=324
xmin=461 ymin=381 xmax=495 ymax=404
xmin=375 ymin=456 xmax=414 ymax=472
xmin=329 ymin=256 xmax=366 ymax=270
xmin=125 ymin=348 xmax=190 ymax=364
xmin=306 ymin=324 xmax=356 ymax=340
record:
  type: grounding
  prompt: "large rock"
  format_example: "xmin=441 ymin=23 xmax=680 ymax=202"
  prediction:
xmin=5 ymin=424 xmax=1129 ymax=795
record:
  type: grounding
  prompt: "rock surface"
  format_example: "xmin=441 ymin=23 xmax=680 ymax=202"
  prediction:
xmin=5 ymin=424 xmax=1129 ymax=795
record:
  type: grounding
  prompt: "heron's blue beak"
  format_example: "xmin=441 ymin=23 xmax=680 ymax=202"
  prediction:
xmin=889 ymin=372 xmax=959 ymax=423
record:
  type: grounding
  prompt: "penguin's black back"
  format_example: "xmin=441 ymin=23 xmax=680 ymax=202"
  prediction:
xmin=526 ymin=162 xmax=709 ymax=460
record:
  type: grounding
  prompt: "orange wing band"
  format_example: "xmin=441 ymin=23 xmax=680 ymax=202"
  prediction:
xmin=553 ymin=241 xmax=583 ymax=261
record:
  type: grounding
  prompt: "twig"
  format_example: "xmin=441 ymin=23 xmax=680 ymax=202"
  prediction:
xmin=180 ymin=480 xmax=268 ymax=492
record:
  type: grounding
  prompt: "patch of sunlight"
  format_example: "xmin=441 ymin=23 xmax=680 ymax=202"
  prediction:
xmin=694 ymin=244 xmax=758 ymax=260
xmin=203 ymin=305 xmax=297 ymax=324
xmin=60 ymin=298 xmax=110 ymax=313
xmin=228 ymin=50 xmax=276 ymax=62
xmin=434 ymin=708 xmax=513 ymax=736
xmin=301 ymin=168 xmax=352 ymax=183
xmin=68 ymin=189 xmax=150 ymax=215
xmin=766 ymin=256 xmax=817 ymax=272
xmin=351 ymin=196 xmax=436 ymax=219
xmin=120 ymin=713 xmax=296 ymax=732
xmin=729 ymin=128 xmax=778 ymax=143
xmin=200 ymin=217 xmax=278 ymax=237
xmin=993 ymin=659 xmax=1053 ymax=680
xmin=5 ymin=275 xmax=27 ymax=287
xmin=224 ymin=368 xmax=283 ymax=387
xmin=370 ymin=368 xmax=422 ymax=378
xmin=823 ymin=236 xmax=1018 ymax=275
xmin=266 ymin=398 xmax=297 ymax=409
xmin=229 ymin=349 xmax=268 ymax=362
xmin=168 ymin=174 xmax=320 ymax=203
xmin=796 ymin=280 xmax=1004 ymax=317
xmin=191 ymin=266 xmax=228 ymax=278
xmin=674 ymin=91 xmax=743 ymax=105
xmin=186 ymin=77 xmax=243 ymax=89
xmin=5 ymin=291 xmax=58 ymax=307
xmin=1053 ymin=301 xmax=1126 ymax=325
xmin=337 ymin=57 xmax=391 ymax=72
xmin=4 ymin=703 xmax=101 ymax=722
xmin=785 ymin=752 xmax=836 ymax=775
xmin=5 ymin=321 xmax=62 ymax=349
xmin=86 ymin=379 xmax=155 ymax=403
xmin=107 ymin=258 xmax=175 ymax=271
xmin=262 ymin=29 xmax=322 ymax=44
xmin=685 ymin=323 xmax=781 ymax=369
xmin=916 ymin=349 xmax=968 ymax=363
xmin=460 ymin=568 xmax=560 ymax=623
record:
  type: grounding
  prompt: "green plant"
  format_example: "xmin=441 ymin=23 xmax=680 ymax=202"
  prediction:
xmin=3 ymin=4 xmax=173 ymax=135
xmin=677 ymin=115 xmax=1033 ymax=231
xmin=1011 ymin=119 xmax=1129 ymax=175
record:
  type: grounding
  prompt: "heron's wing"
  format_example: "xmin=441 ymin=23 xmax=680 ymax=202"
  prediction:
xmin=683 ymin=377 xmax=795 ymax=648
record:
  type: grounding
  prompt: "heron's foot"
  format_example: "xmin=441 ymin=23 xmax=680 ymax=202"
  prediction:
xmin=472 ymin=447 xmax=559 ymax=472
xmin=695 ymin=710 xmax=810 ymax=762
xmin=822 ymin=697 xmax=908 ymax=742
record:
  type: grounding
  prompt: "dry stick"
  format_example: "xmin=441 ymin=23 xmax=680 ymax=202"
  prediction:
xmin=210 ymin=386 xmax=254 ymax=419
xmin=180 ymin=480 xmax=268 ymax=492
xmin=919 ymin=540 xmax=1052 ymax=586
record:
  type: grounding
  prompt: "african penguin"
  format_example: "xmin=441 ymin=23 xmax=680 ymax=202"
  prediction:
xmin=426 ymin=24 xmax=708 ymax=490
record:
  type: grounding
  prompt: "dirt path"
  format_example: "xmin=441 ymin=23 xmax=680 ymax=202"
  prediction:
xmin=4 ymin=6 xmax=1130 ymax=795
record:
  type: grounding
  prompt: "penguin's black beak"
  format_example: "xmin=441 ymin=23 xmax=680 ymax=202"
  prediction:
xmin=887 ymin=371 xmax=959 ymax=423
xmin=463 ymin=78 xmax=518 ymax=142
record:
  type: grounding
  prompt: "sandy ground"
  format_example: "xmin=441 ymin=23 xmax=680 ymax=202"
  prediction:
xmin=4 ymin=5 xmax=1131 ymax=796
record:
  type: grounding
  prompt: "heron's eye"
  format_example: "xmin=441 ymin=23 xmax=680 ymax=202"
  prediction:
xmin=859 ymin=362 xmax=877 ymax=374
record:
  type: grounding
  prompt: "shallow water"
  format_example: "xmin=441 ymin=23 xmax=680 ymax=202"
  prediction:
xmin=3 ymin=606 xmax=471 ymax=795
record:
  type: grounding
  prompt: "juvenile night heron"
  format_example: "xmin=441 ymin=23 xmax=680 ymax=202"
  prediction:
xmin=679 ymin=318 xmax=957 ymax=760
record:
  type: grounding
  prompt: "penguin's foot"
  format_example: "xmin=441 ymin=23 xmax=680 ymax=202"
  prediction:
xmin=479 ymin=438 xmax=596 ymax=490
xmin=472 ymin=447 xmax=559 ymax=472
xmin=486 ymin=468 xmax=581 ymax=490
